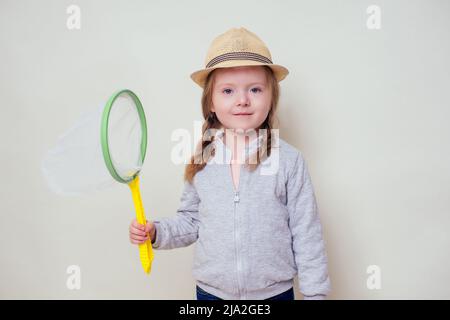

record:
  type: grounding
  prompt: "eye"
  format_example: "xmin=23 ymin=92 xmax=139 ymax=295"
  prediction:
xmin=251 ymin=87 xmax=262 ymax=93
xmin=222 ymin=88 xmax=232 ymax=95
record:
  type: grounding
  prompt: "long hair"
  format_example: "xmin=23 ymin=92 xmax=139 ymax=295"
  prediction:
xmin=184 ymin=65 xmax=280 ymax=183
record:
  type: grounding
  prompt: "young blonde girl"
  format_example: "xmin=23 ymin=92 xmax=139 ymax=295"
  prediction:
xmin=129 ymin=27 xmax=331 ymax=300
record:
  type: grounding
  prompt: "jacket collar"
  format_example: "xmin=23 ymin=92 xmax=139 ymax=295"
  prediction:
xmin=212 ymin=128 xmax=265 ymax=163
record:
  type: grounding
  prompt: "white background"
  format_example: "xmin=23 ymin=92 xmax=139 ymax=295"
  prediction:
xmin=1 ymin=0 xmax=449 ymax=299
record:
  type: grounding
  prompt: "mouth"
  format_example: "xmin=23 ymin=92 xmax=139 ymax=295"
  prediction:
xmin=233 ymin=113 xmax=253 ymax=116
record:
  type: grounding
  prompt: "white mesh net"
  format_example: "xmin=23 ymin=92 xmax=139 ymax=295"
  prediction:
xmin=41 ymin=92 xmax=144 ymax=196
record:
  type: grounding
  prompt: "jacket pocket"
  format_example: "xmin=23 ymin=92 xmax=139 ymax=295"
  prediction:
xmin=247 ymin=208 xmax=297 ymax=290
xmin=192 ymin=234 xmax=237 ymax=294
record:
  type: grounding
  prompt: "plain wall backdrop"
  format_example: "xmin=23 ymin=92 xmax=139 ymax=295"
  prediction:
xmin=1 ymin=0 xmax=449 ymax=299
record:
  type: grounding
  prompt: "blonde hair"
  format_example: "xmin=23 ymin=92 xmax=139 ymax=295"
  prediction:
xmin=184 ymin=66 xmax=280 ymax=183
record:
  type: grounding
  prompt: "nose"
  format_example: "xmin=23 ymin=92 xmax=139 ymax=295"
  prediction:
xmin=236 ymin=91 xmax=250 ymax=107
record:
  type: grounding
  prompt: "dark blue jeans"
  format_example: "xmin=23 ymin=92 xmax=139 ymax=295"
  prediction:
xmin=196 ymin=285 xmax=295 ymax=300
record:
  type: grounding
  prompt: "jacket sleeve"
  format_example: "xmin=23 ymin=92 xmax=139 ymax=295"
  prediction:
xmin=286 ymin=152 xmax=331 ymax=298
xmin=151 ymin=181 xmax=200 ymax=250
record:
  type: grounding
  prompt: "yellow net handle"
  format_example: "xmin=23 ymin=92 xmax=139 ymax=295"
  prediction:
xmin=128 ymin=176 xmax=154 ymax=274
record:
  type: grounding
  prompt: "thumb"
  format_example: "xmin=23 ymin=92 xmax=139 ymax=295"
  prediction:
xmin=144 ymin=220 xmax=153 ymax=233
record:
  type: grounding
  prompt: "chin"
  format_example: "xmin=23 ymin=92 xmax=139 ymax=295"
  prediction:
xmin=223 ymin=121 xmax=263 ymax=133
xmin=230 ymin=126 xmax=258 ymax=133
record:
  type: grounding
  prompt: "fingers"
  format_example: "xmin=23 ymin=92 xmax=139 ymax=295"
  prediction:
xmin=130 ymin=239 xmax=148 ymax=245
xmin=130 ymin=219 xmax=149 ymax=244
xmin=130 ymin=226 xmax=146 ymax=237
xmin=130 ymin=232 xmax=148 ymax=244
xmin=130 ymin=237 xmax=149 ymax=245
xmin=130 ymin=219 xmax=146 ymax=234
xmin=132 ymin=219 xmax=145 ymax=231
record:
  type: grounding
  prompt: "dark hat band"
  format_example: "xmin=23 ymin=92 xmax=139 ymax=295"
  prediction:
xmin=206 ymin=52 xmax=273 ymax=68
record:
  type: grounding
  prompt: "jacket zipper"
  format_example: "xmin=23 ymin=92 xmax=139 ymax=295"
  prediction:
xmin=233 ymin=165 xmax=246 ymax=299
xmin=223 ymin=135 xmax=247 ymax=299
xmin=234 ymin=189 xmax=241 ymax=299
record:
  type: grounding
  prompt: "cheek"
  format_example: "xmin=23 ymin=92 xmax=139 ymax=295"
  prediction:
xmin=254 ymin=94 xmax=271 ymax=111
xmin=212 ymin=96 xmax=230 ymax=113
xmin=212 ymin=93 xmax=223 ymax=106
xmin=260 ymin=92 xmax=272 ymax=104
xmin=253 ymin=103 xmax=271 ymax=122
xmin=254 ymin=110 xmax=269 ymax=123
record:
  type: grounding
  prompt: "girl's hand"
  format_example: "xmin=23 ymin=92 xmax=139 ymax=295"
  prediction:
xmin=129 ymin=218 xmax=156 ymax=245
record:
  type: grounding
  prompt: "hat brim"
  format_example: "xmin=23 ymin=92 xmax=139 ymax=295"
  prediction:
xmin=190 ymin=60 xmax=289 ymax=89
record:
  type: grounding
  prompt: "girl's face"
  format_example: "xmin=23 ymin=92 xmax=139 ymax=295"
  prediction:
xmin=211 ymin=66 xmax=271 ymax=133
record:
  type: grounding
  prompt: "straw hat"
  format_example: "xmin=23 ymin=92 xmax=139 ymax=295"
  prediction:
xmin=190 ymin=27 xmax=289 ymax=88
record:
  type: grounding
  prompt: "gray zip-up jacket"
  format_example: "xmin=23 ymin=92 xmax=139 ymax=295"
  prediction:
xmin=151 ymin=130 xmax=331 ymax=300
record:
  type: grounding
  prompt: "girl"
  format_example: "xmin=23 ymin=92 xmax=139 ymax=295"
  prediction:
xmin=129 ymin=27 xmax=331 ymax=300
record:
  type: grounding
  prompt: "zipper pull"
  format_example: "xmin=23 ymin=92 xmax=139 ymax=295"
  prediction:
xmin=234 ymin=191 xmax=240 ymax=203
